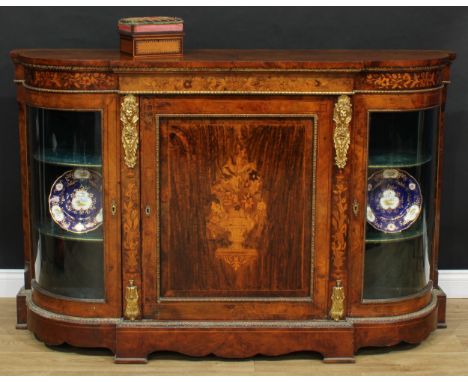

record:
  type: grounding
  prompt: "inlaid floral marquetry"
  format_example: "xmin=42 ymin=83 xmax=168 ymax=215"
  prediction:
xmin=330 ymin=172 xmax=348 ymax=283
xmin=207 ymin=141 xmax=267 ymax=271
xmin=118 ymin=73 xmax=353 ymax=94
xmin=158 ymin=116 xmax=314 ymax=297
xmin=364 ymin=71 xmax=441 ymax=90
xmin=25 ymin=69 xmax=117 ymax=90
xmin=122 ymin=179 xmax=140 ymax=273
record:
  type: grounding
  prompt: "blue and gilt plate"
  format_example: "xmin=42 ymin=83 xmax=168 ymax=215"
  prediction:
xmin=367 ymin=169 xmax=422 ymax=233
xmin=48 ymin=169 xmax=103 ymax=234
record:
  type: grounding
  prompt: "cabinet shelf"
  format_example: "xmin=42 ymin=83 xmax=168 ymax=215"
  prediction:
xmin=368 ymin=152 xmax=432 ymax=169
xmin=33 ymin=149 xmax=102 ymax=168
xmin=365 ymin=222 xmax=424 ymax=244
xmin=37 ymin=222 xmax=103 ymax=242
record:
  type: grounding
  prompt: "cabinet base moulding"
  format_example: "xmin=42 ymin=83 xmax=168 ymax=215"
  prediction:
xmin=113 ymin=327 xmax=356 ymax=363
xmin=21 ymin=289 xmax=442 ymax=364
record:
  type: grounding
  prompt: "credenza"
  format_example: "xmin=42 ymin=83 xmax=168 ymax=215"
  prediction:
xmin=11 ymin=49 xmax=455 ymax=363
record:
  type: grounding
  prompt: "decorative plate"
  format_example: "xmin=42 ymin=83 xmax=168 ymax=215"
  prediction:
xmin=49 ymin=169 xmax=103 ymax=234
xmin=366 ymin=168 xmax=422 ymax=233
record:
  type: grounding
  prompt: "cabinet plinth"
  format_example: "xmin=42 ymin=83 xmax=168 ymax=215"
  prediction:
xmin=11 ymin=49 xmax=455 ymax=363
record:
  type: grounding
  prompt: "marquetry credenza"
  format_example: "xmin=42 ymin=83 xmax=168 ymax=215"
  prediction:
xmin=11 ymin=49 xmax=455 ymax=363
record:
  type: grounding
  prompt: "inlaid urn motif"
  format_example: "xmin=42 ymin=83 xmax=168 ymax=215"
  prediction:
xmin=207 ymin=140 xmax=267 ymax=271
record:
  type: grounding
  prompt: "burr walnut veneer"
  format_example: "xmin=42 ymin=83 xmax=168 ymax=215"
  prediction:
xmin=11 ymin=49 xmax=455 ymax=363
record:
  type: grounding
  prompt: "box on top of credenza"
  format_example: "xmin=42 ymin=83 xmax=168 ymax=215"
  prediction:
xmin=118 ymin=16 xmax=184 ymax=58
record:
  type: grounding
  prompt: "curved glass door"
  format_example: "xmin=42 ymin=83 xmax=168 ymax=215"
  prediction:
xmin=364 ymin=107 xmax=439 ymax=300
xmin=28 ymin=107 xmax=104 ymax=299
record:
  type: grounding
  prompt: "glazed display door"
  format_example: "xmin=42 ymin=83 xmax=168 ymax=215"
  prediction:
xmin=23 ymin=93 xmax=121 ymax=317
xmin=349 ymin=92 xmax=442 ymax=316
xmin=140 ymin=96 xmax=334 ymax=320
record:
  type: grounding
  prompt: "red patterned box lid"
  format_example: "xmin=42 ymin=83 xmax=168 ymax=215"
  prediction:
xmin=118 ymin=16 xmax=184 ymax=34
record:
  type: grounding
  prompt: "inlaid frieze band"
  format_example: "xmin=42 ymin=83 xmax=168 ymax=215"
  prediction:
xmin=24 ymin=69 xmax=116 ymax=91
xmin=363 ymin=71 xmax=441 ymax=90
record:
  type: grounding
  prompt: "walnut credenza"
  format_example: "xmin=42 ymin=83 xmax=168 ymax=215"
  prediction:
xmin=11 ymin=49 xmax=455 ymax=363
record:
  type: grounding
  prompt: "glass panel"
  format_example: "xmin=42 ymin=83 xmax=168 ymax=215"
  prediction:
xmin=28 ymin=107 xmax=104 ymax=299
xmin=363 ymin=107 xmax=439 ymax=300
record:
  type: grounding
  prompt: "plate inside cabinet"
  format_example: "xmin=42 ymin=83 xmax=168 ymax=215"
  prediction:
xmin=367 ymin=168 xmax=422 ymax=234
xmin=48 ymin=168 xmax=103 ymax=234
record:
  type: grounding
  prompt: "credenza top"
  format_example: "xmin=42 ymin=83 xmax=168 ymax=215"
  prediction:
xmin=11 ymin=49 xmax=456 ymax=71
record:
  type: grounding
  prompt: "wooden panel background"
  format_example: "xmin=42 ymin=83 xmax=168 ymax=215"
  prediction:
xmin=159 ymin=117 xmax=315 ymax=297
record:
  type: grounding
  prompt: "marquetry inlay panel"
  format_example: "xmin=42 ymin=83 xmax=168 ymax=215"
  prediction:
xmin=158 ymin=115 xmax=317 ymax=299
xmin=361 ymin=70 xmax=442 ymax=90
xmin=24 ymin=69 xmax=117 ymax=91
xmin=119 ymin=73 xmax=354 ymax=93
xmin=207 ymin=135 xmax=267 ymax=271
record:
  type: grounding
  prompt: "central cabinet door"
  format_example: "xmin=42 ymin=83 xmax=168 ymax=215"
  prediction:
xmin=140 ymin=97 xmax=334 ymax=320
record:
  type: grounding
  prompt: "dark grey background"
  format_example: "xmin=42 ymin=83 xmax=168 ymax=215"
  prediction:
xmin=0 ymin=7 xmax=467 ymax=269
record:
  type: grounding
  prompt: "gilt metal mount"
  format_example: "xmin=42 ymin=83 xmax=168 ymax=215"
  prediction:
xmin=120 ymin=94 xmax=139 ymax=168
xmin=333 ymin=95 xmax=352 ymax=169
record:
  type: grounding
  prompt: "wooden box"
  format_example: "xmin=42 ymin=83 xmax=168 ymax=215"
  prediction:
xmin=119 ymin=32 xmax=184 ymax=58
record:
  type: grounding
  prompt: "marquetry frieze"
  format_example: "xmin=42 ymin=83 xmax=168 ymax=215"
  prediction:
xmin=24 ymin=68 xmax=117 ymax=91
xmin=119 ymin=73 xmax=354 ymax=94
xmin=360 ymin=70 xmax=442 ymax=91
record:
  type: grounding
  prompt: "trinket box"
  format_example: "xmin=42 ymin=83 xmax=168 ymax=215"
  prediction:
xmin=118 ymin=16 xmax=184 ymax=58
